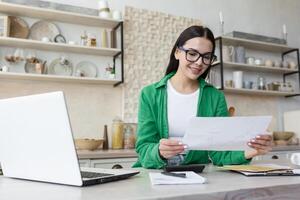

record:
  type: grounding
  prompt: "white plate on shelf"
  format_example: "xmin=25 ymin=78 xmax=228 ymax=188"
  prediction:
xmin=48 ymin=58 xmax=73 ymax=76
xmin=74 ymin=61 xmax=98 ymax=78
xmin=29 ymin=20 xmax=60 ymax=41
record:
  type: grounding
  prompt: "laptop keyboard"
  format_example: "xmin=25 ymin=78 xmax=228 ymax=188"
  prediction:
xmin=81 ymin=171 xmax=114 ymax=179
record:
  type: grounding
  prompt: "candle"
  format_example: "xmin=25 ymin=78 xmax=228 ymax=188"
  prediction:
xmin=219 ymin=11 xmax=224 ymax=23
xmin=283 ymin=24 xmax=287 ymax=34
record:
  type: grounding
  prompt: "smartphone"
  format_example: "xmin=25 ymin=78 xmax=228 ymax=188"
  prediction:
xmin=164 ymin=164 xmax=205 ymax=173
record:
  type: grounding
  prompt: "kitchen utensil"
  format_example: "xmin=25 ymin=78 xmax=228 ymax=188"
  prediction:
xmin=75 ymin=138 xmax=103 ymax=151
xmin=290 ymin=153 xmax=300 ymax=168
xmin=8 ymin=16 xmax=29 ymax=39
xmin=235 ymin=46 xmax=246 ymax=63
xmin=74 ymin=61 xmax=98 ymax=77
xmin=233 ymin=71 xmax=243 ymax=89
xmin=273 ymin=131 xmax=294 ymax=141
xmin=48 ymin=57 xmax=73 ymax=76
xmin=29 ymin=20 xmax=60 ymax=42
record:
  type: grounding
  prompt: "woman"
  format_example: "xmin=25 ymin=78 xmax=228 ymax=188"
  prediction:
xmin=133 ymin=25 xmax=272 ymax=169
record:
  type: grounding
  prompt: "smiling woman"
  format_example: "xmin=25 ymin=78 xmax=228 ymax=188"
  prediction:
xmin=133 ymin=26 xmax=272 ymax=169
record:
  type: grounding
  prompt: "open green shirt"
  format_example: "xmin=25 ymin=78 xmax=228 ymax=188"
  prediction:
xmin=133 ymin=71 xmax=250 ymax=169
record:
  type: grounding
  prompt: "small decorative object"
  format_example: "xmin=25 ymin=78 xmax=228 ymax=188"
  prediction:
xmin=80 ymin=30 xmax=88 ymax=46
xmin=288 ymin=60 xmax=297 ymax=70
xmin=105 ymin=63 xmax=115 ymax=79
xmin=225 ymin=80 xmax=233 ymax=88
xmin=243 ymin=81 xmax=253 ymax=89
xmin=111 ymin=116 xmax=124 ymax=149
xmin=54 ymin=34 xmax=66 ymax=43
xmin=102 ymin=125 xmax=109 ymax=150
xmin=74 ymin=61 xmax=98 ymax=77
xmin=101 ymin=29 xmax=108 ymax=48
xmin=35 ymin=61 xmax=46 ymax=74
xmin=273 ymin=60 xmax=281 ymax=68
xmin=264 ymin=59 xmax=273 ymax=67
xmin=219 ymin=11 xmax=224 ymax=35
xmin=282 ymin=24 xmax=288 ymax=44
xmin=233 ymin=71 xmax=243 ymax=89
xmin=112 ymin=10 xmax=122 ymax=20
xmin=48 ymin=56 xmax=73 ymax=76
xmin=257 ymin=76 xmax=266 ymax=90
xmin=254 ymin=58 xmax=263 ymax=66
xmin=0 ymin=16 xmax=10 ymax=37
xmin=246 ymin=57 xmax=255 ymax=65
xmin=9 ymin=16 xmax=29 ymax=39
xmin=282 ymin=60 xmax=289 ymax=68
xmin=222 ymin=45 xmax=234 ymax=62
xmin=98 ymin=0 xmax=111 ymax=18
xmin=87 ymin=33 xmax=97 ymax=47
xmin=0 ymin=62 xmax=9 ymax=72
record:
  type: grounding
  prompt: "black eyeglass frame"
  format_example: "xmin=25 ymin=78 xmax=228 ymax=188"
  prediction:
xmin=178 ymin=46 xmax=217 ymax=65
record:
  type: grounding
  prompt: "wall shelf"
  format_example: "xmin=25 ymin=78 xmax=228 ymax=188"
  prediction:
xmin=0 ymin=2 xmax=121 ymax=28
xmin=224 ymin=88 xmax=298 ymax=96
xmin=213 ymin=61 xmax=298 ymax=73
xmin=0 ymin=72 xmax=120 ymax=85
xmin=0 ymin=37 xmax=121 ymax=56
xmin=217 ymin=36 xmax=296 ymax=53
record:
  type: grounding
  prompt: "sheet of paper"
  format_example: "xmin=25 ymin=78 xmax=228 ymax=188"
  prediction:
xmin=182 ymin=116 xmax=272 ymax=151
xmin=149 ymin=171 xmax=206 ymax=185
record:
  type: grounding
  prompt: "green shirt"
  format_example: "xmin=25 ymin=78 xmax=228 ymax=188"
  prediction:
xmin=133 ymin=71 xmax=250 ymax=169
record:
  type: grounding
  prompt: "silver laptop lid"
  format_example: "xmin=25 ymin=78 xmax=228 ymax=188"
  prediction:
xmin=0 ymin=91 xmax=82 ymax=186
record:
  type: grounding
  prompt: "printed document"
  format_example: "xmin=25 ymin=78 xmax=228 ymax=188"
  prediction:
xmin=182 ymin=116 xmax=272 ymax=151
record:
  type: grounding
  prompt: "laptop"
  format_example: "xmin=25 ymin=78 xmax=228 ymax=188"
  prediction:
xmin=0 ymin=91 xmax=139 ymax=186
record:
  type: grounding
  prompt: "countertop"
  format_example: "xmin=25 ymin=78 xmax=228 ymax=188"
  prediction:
xmin=1 ymin=165 xmax=300 ymax=200
xmin=76 ymin=146 xmax=300 ymax=160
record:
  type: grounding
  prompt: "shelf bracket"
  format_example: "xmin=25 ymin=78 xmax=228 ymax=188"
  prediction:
xmin=113 ymin=22 xmax=124 ymax=87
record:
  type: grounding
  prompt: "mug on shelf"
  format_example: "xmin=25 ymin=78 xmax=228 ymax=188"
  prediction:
xmin=233 ymin=71 xmax=243 ymax=89
xmin=235 ymin=46 xmax=246 ymax=63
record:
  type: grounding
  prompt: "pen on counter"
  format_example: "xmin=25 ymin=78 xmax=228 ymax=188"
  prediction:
xmin=161 ymin=171 xmax=186 ymax=178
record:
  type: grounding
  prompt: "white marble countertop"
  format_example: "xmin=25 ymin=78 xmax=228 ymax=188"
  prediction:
xmin=1 ymin=165 xmax=300 ymax=200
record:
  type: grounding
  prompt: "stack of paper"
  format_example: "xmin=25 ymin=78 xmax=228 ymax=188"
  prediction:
xmin=149 ymin=171 xmax=206 ymax=185
xmin=219 ymin=164 xmax=295 ymax=176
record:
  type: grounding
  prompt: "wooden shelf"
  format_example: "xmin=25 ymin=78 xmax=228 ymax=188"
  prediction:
xmin=0 ymin=2 xmax=121 ymax=28
xmin=217 ymin=36 xmax=296 ymax=53
xmin=213 ymin=61 xmax=298 ymax=73
xmin=224 ymin=87 xmax=298 ymax=96
xmin=0 ymin=72 xmax=120 ymax=85
xmin=0 ymin=37 xmax=121 ymax=56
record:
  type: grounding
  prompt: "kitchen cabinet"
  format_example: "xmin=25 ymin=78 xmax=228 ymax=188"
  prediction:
xmin=79 ymin=158 xmax=137 ymax=169
xmin=211 ymin=36 xmax=300 ymax=97
xmin=0 ymin=2 xmax=124 ymax=86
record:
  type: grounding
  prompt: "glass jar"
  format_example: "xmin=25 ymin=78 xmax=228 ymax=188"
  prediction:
xmin=123 ymin=124 xmax=135 ymax=149
xmin=87 ymin=34 xmax=97 ymax=47
xmin=111 ymin=117 xmax=124 ymax=149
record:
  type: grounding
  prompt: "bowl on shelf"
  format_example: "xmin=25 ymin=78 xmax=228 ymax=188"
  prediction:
xmin=75 ymin=138 xmax=103 ymax=151
xmin=273 ymin=131 xmax=294 ymax=141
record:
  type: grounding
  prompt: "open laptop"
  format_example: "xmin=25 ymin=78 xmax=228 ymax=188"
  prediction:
xmin=0 ymin=91 xmax=139 ymax=186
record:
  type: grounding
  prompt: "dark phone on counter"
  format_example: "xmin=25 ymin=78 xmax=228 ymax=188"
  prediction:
xmin=164 ymin=164 xmax=205 ymax=173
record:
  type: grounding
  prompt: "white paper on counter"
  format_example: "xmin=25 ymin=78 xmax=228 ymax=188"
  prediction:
xmin=149 ymin=171 xmax=206 ymax=185
xmin=182 ymin=116 xmax=272 ymax=151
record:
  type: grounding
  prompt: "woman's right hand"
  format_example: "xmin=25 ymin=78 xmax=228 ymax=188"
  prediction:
xmin=159 ymin=139 xmax=185 ymax=159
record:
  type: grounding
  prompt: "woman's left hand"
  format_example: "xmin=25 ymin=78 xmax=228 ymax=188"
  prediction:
xmin=244 ymin=134 xmax=273 ymax=159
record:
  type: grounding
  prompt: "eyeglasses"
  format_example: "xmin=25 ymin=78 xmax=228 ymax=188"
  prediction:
xmin=178 ymin=46 xmax=217 ymax=65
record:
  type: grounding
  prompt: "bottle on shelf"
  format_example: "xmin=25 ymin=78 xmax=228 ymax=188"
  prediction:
xmin=80 ymin=30 xmax=88 ymax=46
xmin=102 ymin=124 xmax=109 ymax=150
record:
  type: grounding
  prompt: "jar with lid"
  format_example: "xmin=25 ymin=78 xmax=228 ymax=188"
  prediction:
xmin=111 ymin=117 xmax=124 ymax=149
xmin=80 ymin=30 xmax=88 ymax=46
xmin=123 ymin=124 xmax=136 ymax=149
xmin=87 ymin=33 xmax=97 ymax=47
xmin=257 ymin=76 xmax=266 ymax=90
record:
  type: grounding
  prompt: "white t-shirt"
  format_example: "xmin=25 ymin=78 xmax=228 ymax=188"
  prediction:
xmin=167 ymin=80 xmax=199 ymax=141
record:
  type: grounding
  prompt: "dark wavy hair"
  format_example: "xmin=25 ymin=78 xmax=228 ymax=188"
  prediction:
xmin=165 ymin=25 xmax=215 ymax=79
